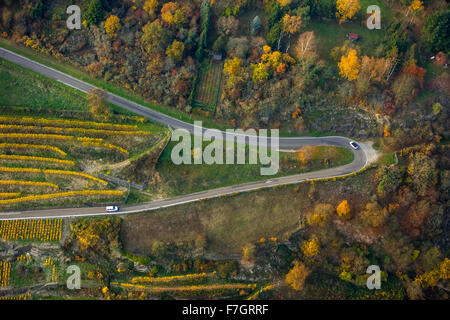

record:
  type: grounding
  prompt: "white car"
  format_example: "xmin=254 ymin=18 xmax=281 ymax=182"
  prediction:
xmin=106 ymin=206 xmax=119 ymax=213
xmin=349 ymin=141 xmax=360 ymax=150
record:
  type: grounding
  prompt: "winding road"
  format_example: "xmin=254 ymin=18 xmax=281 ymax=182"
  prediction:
xmin=0 ymin=47 xmax=369 ymax=220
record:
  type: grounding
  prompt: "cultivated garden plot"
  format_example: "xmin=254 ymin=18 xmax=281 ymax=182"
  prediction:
xmin=192 ymin=61 xmax=224 ymax=113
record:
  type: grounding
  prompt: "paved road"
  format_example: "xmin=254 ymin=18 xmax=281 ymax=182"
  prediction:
xmin=0 ymin=47 xmax=368 ymax=220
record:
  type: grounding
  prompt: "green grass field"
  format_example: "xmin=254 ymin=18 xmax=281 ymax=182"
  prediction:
xmin=310 ymin=0 xmax=394 ymax=62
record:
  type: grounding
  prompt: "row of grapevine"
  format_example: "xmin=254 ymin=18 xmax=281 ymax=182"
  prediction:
xmin=0 ymin=218 xmax=62 ymax=241
xmin=0 ymin=190 xmax=123 ymax=205
xmin=0 ymin=261 xmax=11 ymax=287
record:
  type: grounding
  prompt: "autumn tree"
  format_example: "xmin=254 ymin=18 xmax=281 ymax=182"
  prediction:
xmin=252 ymin=62 xmax=270 ymax=84
xmin=141 ymin=20 xmax=169 ymax=56
xmin=224 ymin=57 xmax=244 ymax=86
xmin=359 ymin=56 xmax=393 ymax=84
xmin=161 ymin=2 xmax=185 ymax=27
xmin=285 ymin=261 xmax=311 ymax=290
xmin=414 ymin=258 xmax=450 ymax=288
xmin=336 ymin=200 xmax=351 ymax=220
xmin=338 ymin=49 xmax=360 ymax=81
xmin=143 ymin=0 xmax=158 ymax=16
xmin=306 ymin=203 xmax=332 ymax=227
xmin=281 ymin=14 xmax=302 ymax=35
xmin=360 ymin=202 xmax=388 ymax=228
xmin=251 ymin=45 xmax=295 ymax=83
xmin=277 ymin=0 xmax=292 ymax=7
xmin=104 ymin=15 xmax=121 ymax=39
xmin=280 ymin=14 xmax=302 ymax=51
xmin=87 ymin=88 xmax=111 ymax=119
xmin=294 ymin=31 xmax=317 ymax=62
xmin=336 ymin=0 xmax=361 ymax=24
xmin=301 ymin=238 xmax=320 ymax=257
xmin=408 ymin=0 xmax=424 ymax=16
xmin=166 ymin=40 xmax=184 ymax=62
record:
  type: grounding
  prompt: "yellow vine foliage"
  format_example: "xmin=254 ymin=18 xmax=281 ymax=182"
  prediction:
xmin=0 ymin=124 xmax=149 ymax=136
xmin=0 ymin=261 xmax=11 ymax=287
xmin=82 ymin=142 xmax=129 ymax=155
xmin=113 ymin=282 xmax=257 ymax=292
xmin=0 ymin=116 xmax=137 ymax=130
xmin=131 ymin=272 xmax=211 ymax=283
xmin=0 ymin=219 xmax=62 ymax=241
xmin=0 ymin=167 xmax=107 ymax=185
xmin=0 ymin=133 xmax=73 ymax=140
xmin=0 ymin=192 xmax=20 ymax=198
xmin=0 ymin=190 xmax=123 ymax=205
xmin=0 ymin=292 xmax=31 ymax=300
xmin=0 ymin=180 xmax=59 ymax=189
xmin=0 ymin=154 xmax=75 ymax=166
xmin=0 ymin=143 xmax=67 ymax=156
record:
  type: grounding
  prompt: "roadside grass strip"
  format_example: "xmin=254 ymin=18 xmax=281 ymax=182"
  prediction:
xmin=131 ymin=272 xmax=214 ymax=284
xmin=0 ymin=167 xmax=107 ymax=184
xmin=0 ymin=190 xmax=124 ymax=205
xmin=0 ymin=154 xmax=75 ymax=166
xmin=0 ymin=116 xmax=138 ymax=130
xmin=111 ymin=282 xmax=257 ymax=292
xmin=0 ymin=218 xmax=62 ymax=241
xmin=0 ymin=180 xmax=59 ymax=189
xmin=0 ymin=124 xmax=150 ymax=136
xmin=0 ymin=143 xmax=67 ymax=156
xmin=0 ymin=133 xmax=73 ymax=140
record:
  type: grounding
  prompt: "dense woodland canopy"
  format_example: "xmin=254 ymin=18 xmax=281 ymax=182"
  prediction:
xmin=0 ymin=0 xmax=448 ymax=300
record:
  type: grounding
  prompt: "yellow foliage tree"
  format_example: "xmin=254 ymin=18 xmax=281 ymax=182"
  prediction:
xmin=302 ymin=238 xmax=320 ymax=257
xmin=277 ymin=0 xmax=292 ymax=7
xmin=336 ymin=200 xmax=351 ymax=219
xmin=104 ymin=15 xmax=121 ymax=39
xmin=143 ymin=0 xmax=158 ymax=15
xmin=224 ymin=57 xmax=244 ymax=86
xmin=281 ymin=14 xmax=302 ymax=35
xmin=252 ymin=62 xmax=270 ymax=84
xmin=409 ymin=0 xmax=424 ymax=14
xmin=165 ymin=40 xmax=184 ymax=62
xmin=285 ymin=261 xmax=311 ymax=290
xmin=338 ymin=49 xmax=360 ymax=81
xmin=161 ymin=2 xmax=185 ymax=27
xmin=336 ymin=0 xmax=361 ymax=24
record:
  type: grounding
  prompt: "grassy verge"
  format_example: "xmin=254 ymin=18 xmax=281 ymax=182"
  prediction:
xmin=153 ymin=140 xmax=354 ymax=196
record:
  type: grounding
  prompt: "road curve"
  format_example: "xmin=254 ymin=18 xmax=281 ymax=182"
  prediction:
xmin=0 ymin=47 xmax=368 ymax=220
